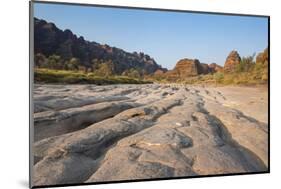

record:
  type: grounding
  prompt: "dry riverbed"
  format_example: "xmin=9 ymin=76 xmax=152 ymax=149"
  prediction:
xmin=32 ymin=84 xmax=268 ymax=186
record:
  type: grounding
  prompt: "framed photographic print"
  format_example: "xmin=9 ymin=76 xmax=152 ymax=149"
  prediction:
xmin=29 ymin=0 xmax=269 ymax=188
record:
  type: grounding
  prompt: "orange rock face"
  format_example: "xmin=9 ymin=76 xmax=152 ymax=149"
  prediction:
xmin=173 ymin=58 xmax=202 ymax=77
xmin=164 ymin=59 xmax=223 ymax=80
xmin=256 ymin=48 xmax=268 ymax=65
xmin=209 ymin=63 xmax=223 ymax=73
xmin=223 ymin=51 xmax=241 ymax=72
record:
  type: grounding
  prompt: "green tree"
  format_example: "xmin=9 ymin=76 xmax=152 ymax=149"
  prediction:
xmin=34 ymin=53 xmax=47 ymax=68
xmin=123 ymin=68 xmax=141 ymax=78
xmin=94 ymin=60 xmax=115 ymax=77
xmin=47 ymin=55 xmax=63 ymax=69
xmin=91 ymin=58 xmax=100 ymax=71
xmin=65 ymin=58 xmax=79 ymax=70
xmin=236 ymin=53 xmax=255 ymax=72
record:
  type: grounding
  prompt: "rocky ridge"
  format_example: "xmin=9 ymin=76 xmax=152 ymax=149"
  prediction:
xmin=34 ymin=18 xmax=166 ymax=74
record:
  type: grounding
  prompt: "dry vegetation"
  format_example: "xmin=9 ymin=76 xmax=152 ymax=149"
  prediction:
xmin=35 ymin=68 xmax=152 ymax=85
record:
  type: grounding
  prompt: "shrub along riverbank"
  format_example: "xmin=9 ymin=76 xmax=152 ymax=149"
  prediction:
xmin=34 ymin=69 xmax=152 ymax=85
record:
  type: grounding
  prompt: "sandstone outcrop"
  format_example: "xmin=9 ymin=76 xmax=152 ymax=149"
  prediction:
xmin=224 ymin=51 xmax=241 ymax=72
xmin=164 ymin=59 xmax=223 ymax=80
xmin=209 ymin=63 xmax=223 ymax=73
xmin=166 ymin=59 xmax=212 ymax=79
xmin=174 ymin=58 xmax=202 ymax=77
xmin=34 ymin=17 xmax=166 ymax=74
xmin=256 ymin=48 xmax=268 ymax=65
xmin=199 ymin=63 xmax=211 ymax=74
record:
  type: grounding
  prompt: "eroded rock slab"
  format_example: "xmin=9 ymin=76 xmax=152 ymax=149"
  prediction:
xmin=32 ymin=84 xmax=268 ymax=186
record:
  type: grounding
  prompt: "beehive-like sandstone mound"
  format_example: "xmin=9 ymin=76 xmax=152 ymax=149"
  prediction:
xmin=174 ymin=58 xmax=202 ymax=77
xmin=224 ymin=51 xmax=241 ymax=72
xmin=256 ymin=48 xmax=268 ymax=65
xmin=164 ymin=59 xmax=223 ymax=81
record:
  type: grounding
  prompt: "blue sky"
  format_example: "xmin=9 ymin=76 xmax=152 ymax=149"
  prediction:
xmin=34 ymin=2 xmax=268 ymax=69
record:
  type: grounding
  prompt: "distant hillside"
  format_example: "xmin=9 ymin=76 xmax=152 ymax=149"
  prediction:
xmin=34 ymin=17 xmax=166 ymax=75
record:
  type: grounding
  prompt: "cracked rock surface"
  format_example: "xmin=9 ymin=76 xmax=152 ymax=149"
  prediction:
xmin=32 ymin=84 xmax=268 ymax=186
